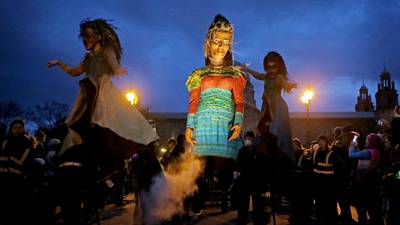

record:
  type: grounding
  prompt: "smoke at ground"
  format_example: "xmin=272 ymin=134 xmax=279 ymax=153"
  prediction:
xmin=142 ymin=150 xmax=204 ymax=224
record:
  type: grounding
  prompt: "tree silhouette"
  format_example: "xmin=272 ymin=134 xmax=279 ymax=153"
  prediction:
xmin=0 ymin=101 xmax=24 ymax=125
xmin=26 ymin=100 xmax=68 ymax=130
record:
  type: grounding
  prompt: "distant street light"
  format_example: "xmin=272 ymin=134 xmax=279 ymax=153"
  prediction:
xmin=301 ymin=87 xmax=314 ymax=146
xmin=126 ymin=91 xmax=139 ymax=106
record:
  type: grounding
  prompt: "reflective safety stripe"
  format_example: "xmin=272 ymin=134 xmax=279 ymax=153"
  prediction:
xmin=8 ymin=167 xmax=23 ymax=175
xmin=317 ymin=162 xmax=333 ymax=167
xmin=313 ymin=149 xmax=334 ymax=175
xmin=325 ymin=151 xmax=333 ymax=164
xmin=297 ymin=155 xmax=304 ymax=167
xmin=9 ymin=148 xmax=30 ymax=166
xmin=294 ymin=169 xmax=302 ymax=174
xmin=0 ymin=156 xmax=8 ymax=161
xmin=59 ymin=162 xmax=82 ymax=168
xmin=0 ymin=167 xmax=24 ymax=175
xmin=313 ymin=168 xmax=334 ymax=175
xmin=1 ymin=140 xmax=7 ymax=151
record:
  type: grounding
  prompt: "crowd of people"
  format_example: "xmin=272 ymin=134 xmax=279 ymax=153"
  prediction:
xmin=288 ymin=119 xmax=400 ymax=225
xmin=158 ymin=113 xmax=400 ymax=225
xmin=1 ymin=113 xmax=400 ymax=225
xmin=0 ymin=119 xmax=140 ymax=225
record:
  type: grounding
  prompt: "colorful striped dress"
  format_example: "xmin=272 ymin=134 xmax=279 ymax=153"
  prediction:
xmin=186 ymin=66 xmax=247 ymax=159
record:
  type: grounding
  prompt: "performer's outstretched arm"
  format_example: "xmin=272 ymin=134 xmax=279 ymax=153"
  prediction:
xmin=47 ymin=58 xmax=86 ymax=77
xmin=242 ymin=66 xmax=265 ymax=81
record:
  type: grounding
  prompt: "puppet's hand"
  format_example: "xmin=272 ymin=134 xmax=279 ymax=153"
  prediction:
xmin=228 ymin=125 xmax=241 ymax=141
xmin=185 ymin=128 xmax=197 ymax=145
xmin=47 ymin=60 xmax=59 ymax=68
xmin=237 ymin=63 xmax=250 ymax=72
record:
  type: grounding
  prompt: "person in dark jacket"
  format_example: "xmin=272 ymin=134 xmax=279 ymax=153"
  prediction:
xmin=236 ymin=131 xmax=270 ymax=225
xmin=383 ymin=162 xmax=400 ymax=225
xmin=131 ymin=143 xmax=164 ymax=224
xmin=330 ymin=127 xmax=355 ymax=224
xmin=313 ymin=134 xmax=338 ymax=225
xmin=0 ymin=119 xmax=35 ymax=225
xmin=163 ymin=134 xmax=186 ymax=173
xmin=290 ymin=138 xmax=313 ymax=225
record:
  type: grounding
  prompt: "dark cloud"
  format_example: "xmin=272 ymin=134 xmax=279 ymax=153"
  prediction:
xmin=0 ymin=0 xmax=399 ymax=112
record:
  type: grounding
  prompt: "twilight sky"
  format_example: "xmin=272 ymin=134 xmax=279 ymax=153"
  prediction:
xmin=0 ymin=0 xmax=399 ymax=112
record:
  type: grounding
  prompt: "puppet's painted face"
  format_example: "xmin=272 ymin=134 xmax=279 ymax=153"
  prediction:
xmin=266 ymin=61 xmax=278 ymax=75
xmin=83 ymin=28 xmax=101 ymax=50
xmin=11 ymin=123 xmax=24 ymax=137
xmin=208 ymin=30 xmax=231 ymax=64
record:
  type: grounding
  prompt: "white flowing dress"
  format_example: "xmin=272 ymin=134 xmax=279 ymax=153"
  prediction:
xmin=60 ymin=48 xmax=159 ymax=155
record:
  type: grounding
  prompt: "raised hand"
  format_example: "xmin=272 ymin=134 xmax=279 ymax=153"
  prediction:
xmin=47 ymin=60 xmax=59 ymax=68
xmin=228 ymin=125 xmax=241 ymax=141
xmin=237 ymin=63 xmax=250 ymax=72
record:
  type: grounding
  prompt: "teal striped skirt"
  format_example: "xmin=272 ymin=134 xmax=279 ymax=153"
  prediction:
xmin=192 ymin=88 xmax=243 ymax=159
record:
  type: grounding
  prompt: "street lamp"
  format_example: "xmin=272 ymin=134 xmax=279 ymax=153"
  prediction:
xmin=126 ymin=91 xmax=139 ymax=106
xmin=301 ymin=87 xmax=314 ymax=147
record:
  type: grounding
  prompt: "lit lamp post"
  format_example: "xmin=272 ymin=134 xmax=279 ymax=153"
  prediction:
xmin=126 ymin=91 xmax=139 ymax=106
xmin=301 ymin=88 xmax=314 ymax=147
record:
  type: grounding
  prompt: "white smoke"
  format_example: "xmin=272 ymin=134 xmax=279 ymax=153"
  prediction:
xmin=141 ymin=151 xmax=204 ymax=224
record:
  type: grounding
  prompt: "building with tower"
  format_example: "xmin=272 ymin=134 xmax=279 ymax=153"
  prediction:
xmin=375 ymin=66 xmax=398 ymax=112
xmin=355 ymin=82 xmax=374 ymax=112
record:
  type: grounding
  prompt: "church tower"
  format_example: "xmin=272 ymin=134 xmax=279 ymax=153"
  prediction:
xmin=375 ymin=66 xmax=398 ymax=112
xmin=355 ymin=82 xmax=374 ymax=112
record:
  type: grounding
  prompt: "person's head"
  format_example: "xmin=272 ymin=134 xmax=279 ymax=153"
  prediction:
xmin=292 ymin=138 xmax=303 ymax=151
xmin=8 ymin=119 xmax=25 ymax=137
xmin=204 ymin=14 xmax=233 ymax=67
xmin=244 ymin=131 xmax=255 ymax=146
xmin=365 ymin=133 xmax=382 ymax=149
xmin=263 ymin=51 xmax=288 ymax=78
xmin=317 ymin=134 xmax=329 ymax=150
xmin=35 ymin=130 xmax=46 ymax=143
xmin=167 ymin=138 xmax=177 ymax=150
xmin=79 ymin=18 xmax=122 ymax=63
xmin=311 ymin=142 xmax=319 ymax=152
xmin=333 ymin=126 xmax=343 ymax=140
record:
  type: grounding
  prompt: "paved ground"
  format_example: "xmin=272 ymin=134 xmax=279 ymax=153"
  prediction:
xmin=94 ymin=193 xmax=361 ymax=225
xmin=95 ymin=194 xmax=290 ymax=225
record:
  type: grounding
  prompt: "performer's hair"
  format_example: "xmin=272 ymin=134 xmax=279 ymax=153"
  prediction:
xmin=79 ymin=18 xmax=123 ymax=63
xmin=204 ymin=14 xmax=233 ymax=67
xmin=263 ymin=51 xmax=289 ymax=79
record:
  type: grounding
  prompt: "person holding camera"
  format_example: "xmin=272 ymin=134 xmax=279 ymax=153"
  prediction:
xmin=349 ymin=133 xmax=384 ymax=225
